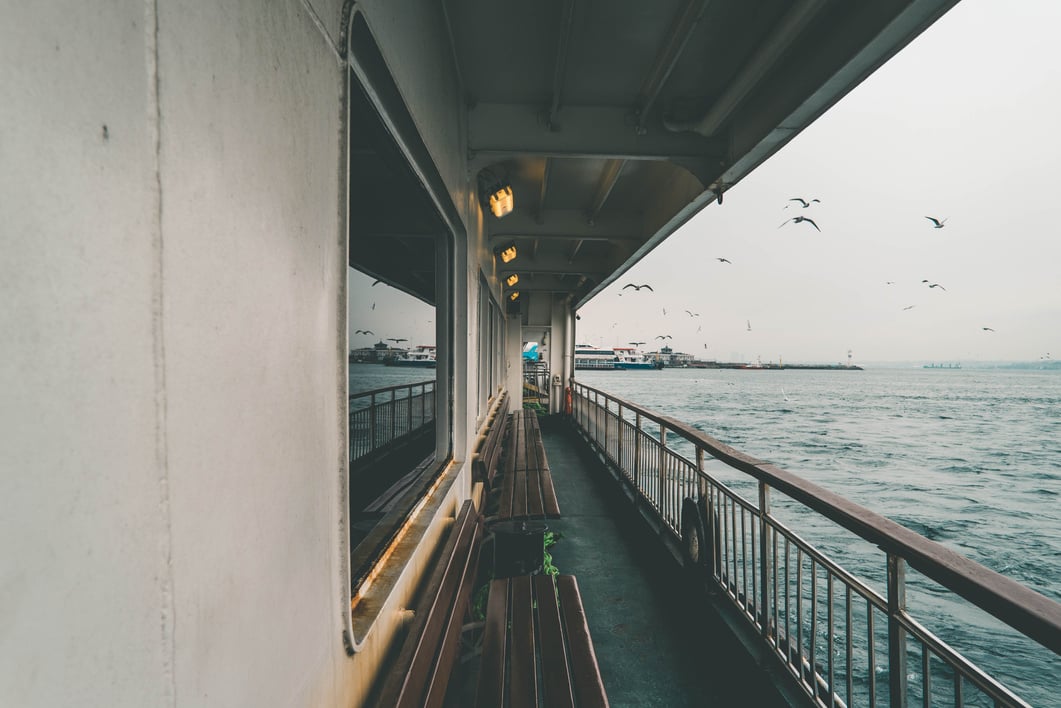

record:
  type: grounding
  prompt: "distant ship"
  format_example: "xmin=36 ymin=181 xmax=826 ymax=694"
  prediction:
xmin=392 ymin=345 xmax=437 ymax=367
xmin=574 ymin=345 xmax=662 ymax=370
xmin=923 ymin=362 xmax=961 ymax=369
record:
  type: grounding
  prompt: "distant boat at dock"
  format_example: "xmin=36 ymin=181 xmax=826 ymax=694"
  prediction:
xmin=923 ymin=362 xmax=961 ymax=369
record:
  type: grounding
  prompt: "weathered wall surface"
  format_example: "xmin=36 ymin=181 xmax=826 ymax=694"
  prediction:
xmin=1 ymin=1 xmax=350 ymax=705
xmin=0 ymin=2 xmax=170 ymax=706
xmin=156 ymin=1 xmax=345 ymax=706
xmin=1 ymin=1 xmax=485 ymax=705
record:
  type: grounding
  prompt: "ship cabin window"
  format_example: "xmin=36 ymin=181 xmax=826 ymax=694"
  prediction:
xmin=477 ymin=273 xmax=505 ymax=420
xmin=345 ymin=18 xmax=455 ymax=602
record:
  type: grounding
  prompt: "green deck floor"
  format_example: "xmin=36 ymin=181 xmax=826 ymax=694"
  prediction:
xmin=538 ymin=416 xmax=787 ymax=707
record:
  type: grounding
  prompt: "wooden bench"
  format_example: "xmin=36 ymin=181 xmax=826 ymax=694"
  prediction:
xmin=374 ymin=499 xmax=482 ymax=708
xmin=475 ymin=574 xmax=609 ymax=707
xmin=472 ymin=390 xmax=510 ymax=491
xmin=496 ymin=410 xmax=561 ymax=520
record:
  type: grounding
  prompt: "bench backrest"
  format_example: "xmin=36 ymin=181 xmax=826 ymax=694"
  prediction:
xmin=472 ymin=390 xmax=509 ymax=485
xmin=373 ymin=499 xmax=482 ymax=708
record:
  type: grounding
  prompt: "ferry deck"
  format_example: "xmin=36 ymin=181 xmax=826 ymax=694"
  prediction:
xmin=5 ymin=1 xmax=1060 ymax=706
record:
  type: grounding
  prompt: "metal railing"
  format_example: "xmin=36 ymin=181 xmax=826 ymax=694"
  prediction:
xmin=349 ymin=380 xmax=435 ymax=463
xmin=571 ymin=382 xmax=1061 ymax=708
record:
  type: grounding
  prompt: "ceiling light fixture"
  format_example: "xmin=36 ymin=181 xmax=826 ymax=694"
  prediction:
xmin=478 ymin=168 xmax=514 ymax=219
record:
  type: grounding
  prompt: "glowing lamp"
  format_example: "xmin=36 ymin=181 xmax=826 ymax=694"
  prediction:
xmin=509 ymin=291 xmax=520 ymax=301
xmin=489 ymin=185 xmax=514 ymax=218
xmin=497 ymin=243 xmax=517 ymax=263
xmin=505 ymin=274 xmax=519 ymax=287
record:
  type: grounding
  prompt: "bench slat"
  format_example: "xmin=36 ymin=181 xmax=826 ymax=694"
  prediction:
xmin=377 ymin=500 xmax=477 ymax=707
xmin=524 ymin=463 xmax=546 ymax=518
xmin=539 ymin=462 xmax=561 ymax=518
xmin=557 ymin=575 xmax=610 ymax=708
xmin=534 ymin=575 xmax=576 ymax=708
xmin=423 ymin=519 xmax=482 ymax=708
xmin=475 ymin=578 xmax=509 ymax=706
xmin=510 ymin=576 xmax=538 ymax=708
xmin=498 ymin=442 xmax=516 ymax=519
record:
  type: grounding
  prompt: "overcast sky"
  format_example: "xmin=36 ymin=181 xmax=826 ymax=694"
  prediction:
xmin=352 ymin=0 xmax=1061 ymax=364
xmin=578 ymin=0 xmax=1061 ymax=364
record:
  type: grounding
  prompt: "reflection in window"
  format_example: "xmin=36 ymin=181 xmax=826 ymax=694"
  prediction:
xmin=348 ymin=268 xmax=436 ymax=558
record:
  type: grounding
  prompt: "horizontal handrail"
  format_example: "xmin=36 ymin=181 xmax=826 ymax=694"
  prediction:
xmin=572 ymin=381 xmax=1061 ymax=655
xmin=348 ymin=379 xmax=434 ymax=402
xmin=349 ymin=380 xmax=436 ymax=464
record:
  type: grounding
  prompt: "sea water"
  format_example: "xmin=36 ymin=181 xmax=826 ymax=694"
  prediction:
xmin=577 ymin=366 xmax=1061 ymax=706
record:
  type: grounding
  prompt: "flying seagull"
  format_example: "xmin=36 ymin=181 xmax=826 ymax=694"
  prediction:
xmin=629 ymin=341 xmax=646 ymax=347
xmin=716 ymin=257 xmax=732 ymax=264
xmin=622 ymin=283 xmax=654 ymax=291
xmin=685 ymin=310 xmax=700 ymax=317
xmin=925 ymin=216 xmax=947 ymax=229
xmin=387 ymin=337 xmax=408 ymax=343
xmin=902 ymin=305 xmax=915 ymax=311
xmin=981 ymin=327 xmax=996 ymax=332
xmin=655 ymin=335 xmax=672 ymax=340
xmin=779 ymin=216 xmax=820 ymax=232
xmin=354 ymin=329 xmax=374 ymax=335
xmin=922 ymin=280 xmax=947 ymax=291
xmin=786 ymin=197 xmax=821 ymax=209
xmin=746 ymin=320 xmax=752 ymax=331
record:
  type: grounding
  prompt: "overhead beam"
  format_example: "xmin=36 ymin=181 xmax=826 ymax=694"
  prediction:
xmin=665 ymin=0 xmax=829 ymax=137
xmin=488 ymin=209 xmax=644 ymax=243
xmin=468 ymin=103 xmax=725 ymax=165
xmin=537 ymin=158 xmax=551 ymax=224
xmin=547 ymin=0 xmax=578 ymax=129
xmin=568 ymin=239 xmax=584 ymax=263
xmin=634 ymin=0 xmax=712 ymax=131
xmin=587 ymin=159 xmax=626 ymax=224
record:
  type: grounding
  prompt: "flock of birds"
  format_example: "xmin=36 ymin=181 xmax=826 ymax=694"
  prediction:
xmin=610 ymin=197 xmax=1004 ymax=348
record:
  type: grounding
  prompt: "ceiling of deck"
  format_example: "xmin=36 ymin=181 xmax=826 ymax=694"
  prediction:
xmin=352 ymin=0 xmax=959 ymax=306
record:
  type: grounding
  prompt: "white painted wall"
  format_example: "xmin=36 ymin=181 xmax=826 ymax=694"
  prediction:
xmin=1 ymin=1 xmax=485 ymax=706
xmin=0 ymin=1 xmax=352 ymax=705
xmin=1 ymin=3 xmax=168 ymax=705
xmin=157 ymin=2 xmax=345 ymax=706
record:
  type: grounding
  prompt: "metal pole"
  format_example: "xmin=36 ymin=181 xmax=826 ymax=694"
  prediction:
xmin=659 ymin=423 xmax=667 ymax=514
xmin=407 ymin=384 xmax=413 ymax=434
xmin=634 ymin=411 xmax=642 ymax=488
xmin=390 ymin=389 xmax=397 ymax=442
xmin=370 ymin=393 xmax=377 ymax=452
xmin=759 ymin=482 xmax=771 ymax=638
xmin=887 ymin=554 xmax=908 ymax=708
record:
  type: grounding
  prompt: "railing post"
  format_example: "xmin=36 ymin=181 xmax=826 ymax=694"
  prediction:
xmin=658 ymin=422 xmax=667 ymax=513
xmin=759 ymin=482 xmax=772 ymax=638
xmin=407 ymin=384 xmax=413 ymax=433
xmin=390 ymin=389 xmax=397 ymax=441
xmin=617 ymin=403 xmax=624 ymax=471
xmin=634 ymin=411 xmax=642 ymax=488
xmin=603 ymin=397 xmax=609 ymax=458
xmin=370 ymin=393 xmax=377 ymax=451
xmin=887 ymin=554 xmax=908 ymax=708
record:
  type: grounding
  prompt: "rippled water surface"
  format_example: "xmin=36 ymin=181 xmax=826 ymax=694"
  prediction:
xmin=577 ymin=366 xmax=1061 ymax=706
